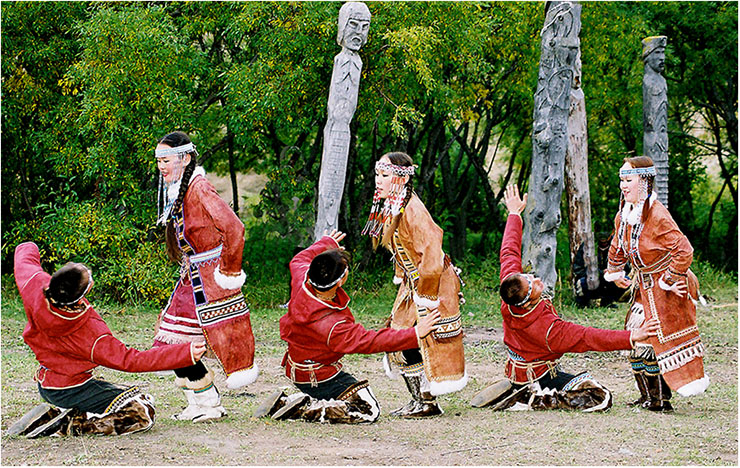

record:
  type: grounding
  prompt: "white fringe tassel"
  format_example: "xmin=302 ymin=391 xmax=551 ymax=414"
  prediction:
xmin=658 ymin=342 xmax=704 ymax=374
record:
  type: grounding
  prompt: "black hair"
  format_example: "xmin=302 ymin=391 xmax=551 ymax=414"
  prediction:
xmin=308 ymin=249 xmax=350 ymax=292
xmin=46 ymin=263 xmax=89 ymax=306
xmin=500 ymin=274 xmax=528 ymax=306
xmin=159 ymin=131 xmax=198 ymax=263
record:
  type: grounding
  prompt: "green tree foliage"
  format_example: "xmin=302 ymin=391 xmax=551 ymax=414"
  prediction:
xmin=2 ymin=2 xmax=736 ymax=304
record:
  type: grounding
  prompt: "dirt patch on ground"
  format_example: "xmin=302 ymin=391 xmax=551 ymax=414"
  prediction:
xmin=2 ymin=325 xmax=736 ymax=466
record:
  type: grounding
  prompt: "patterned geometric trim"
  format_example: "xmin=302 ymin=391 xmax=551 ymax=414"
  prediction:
xmin=562 ymin=372 xmax=594 ymax=392
xmin=399 ymin=361 xmax=425 ymax=376
xmin=392 ymin=232 xmax=420 ymax=283
xmin=104 ymin=386 xmax=142 ymax=415
xmin=657 ymin=337 xmax=704 ymax=373
xmin=433 ymin=313 xmax=462 ymax=339
xmin=196 ymin=294 xmax=250 ymax=327
xmin=189 ymin=244 xmax=223 ymax=264
xmin=506 ymin=347 xmax=525 ymax=362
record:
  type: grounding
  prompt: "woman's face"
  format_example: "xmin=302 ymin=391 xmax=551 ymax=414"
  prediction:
xmin=156 ymin=144 xmax=190 ymax=184
xmin=374 ymin=155 xmax=408 ymax=199
xmin=619 ymin=162 xmax=641 ymax=204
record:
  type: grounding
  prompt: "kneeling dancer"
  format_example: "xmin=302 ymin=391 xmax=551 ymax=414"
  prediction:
xmin=10 ymin=242 xmax=205 ymax=438
xmin=473 ymin=186 xmax=658 ymax=412
xmin=256 ymin=230 xmax=440 ymax=423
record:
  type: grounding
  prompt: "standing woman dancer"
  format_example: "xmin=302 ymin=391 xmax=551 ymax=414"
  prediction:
xmin=363 ymin=152 xmax=467 ymax=418
xmin=605 ymin=156 xmax=708 ymax=411
xmin=153 ymin=131 xmax=258 ymax=422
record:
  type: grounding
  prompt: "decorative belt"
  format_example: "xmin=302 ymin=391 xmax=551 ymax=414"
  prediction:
xmin=633 ymin=253 xmax=672 ymax=275
xmin=286 ymin=354 xmax=341 ymax=387
xmin=507 ymin=358 xmax=559 ymax=384
xmin=633 ymin=253 xmax=672 ymax=289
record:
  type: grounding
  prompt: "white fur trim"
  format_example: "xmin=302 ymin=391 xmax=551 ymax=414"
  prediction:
xmin=225 ymin=364 xmax=259 ymax=389
xmin=429 ymin=372 xmax=468 ymax=396
xmin=392 ymin=275 xmax=403 ymax=285
xmin=413 ymin=291 xmax=440 ymax=310
xmin=582 ymin=383 xmax=612 ymax=413
xmin=382 ymin=354 xmax=400 ymax=380
xmin=676 ymin=376 xmax=710 ymax=397
xmin=214 ymin=267 xmax=246 ymax=290
xmin=506 ymin=402 xmax=532 ymax=412
xmin=604 ymin=270 xmax=625 ymax=282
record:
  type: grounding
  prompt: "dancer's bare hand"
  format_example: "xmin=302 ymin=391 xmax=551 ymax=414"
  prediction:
xmin=191 ymin=341 xmax=207 ymax=361
xmin=416 ymin=309 xmax=442 ymax=338
xmin=504 ymin=185 xmax=527 ymax=215
xmin=324 ymin=229 xmax=346 ymax=244
xmin=614 ymin=277 xmax=631 ymax=289
xmin=631 ymin=317 xmax=660 ymax=343
xmin=667 ymin=279 xmax=688 ymax=298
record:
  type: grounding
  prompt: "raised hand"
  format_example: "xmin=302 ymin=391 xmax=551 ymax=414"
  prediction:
xmin=504 ymin=185 xmax=528 ymax=215
xmin=324 ymin=229 xmax=346 ymax=244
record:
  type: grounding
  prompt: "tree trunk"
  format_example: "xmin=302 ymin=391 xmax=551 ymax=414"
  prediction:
xmin=564 ymin=85 xmax=599 ymax=291
xmin=227 ymin=130 xmax=239 ymax=213
xmin=522 ymin=1 xmax=582 ymax=291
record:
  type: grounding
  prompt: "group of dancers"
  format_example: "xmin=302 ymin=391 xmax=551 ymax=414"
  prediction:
xmin=9 ymin=132 xmax=708 ymax=437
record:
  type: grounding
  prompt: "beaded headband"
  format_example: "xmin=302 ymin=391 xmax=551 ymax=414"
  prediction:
xmin=155 ymin=143 xmax=196 ymax=159
xmin=375 ymin=160 xmax=415 ymax=176
xmin=619 ymin=166 xmax=656 ymax=177
xmin=513 ymin=275 xmax=534 ymax=307
xmin=54 ymin=267 xmax=93 ymax=306
xmin=308 ymin=267 xmax=348 ymax=291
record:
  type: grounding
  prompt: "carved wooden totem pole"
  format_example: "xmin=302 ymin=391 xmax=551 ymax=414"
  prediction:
xmin=642 ymin=35 xmax=669 ymax=207
xmin=314 ymin=2 xmax=371 ymax=240
xmin=564 ymin=46 xmax=599 ymax=293
xmin=522 ymin=1 xmax=581 ymax=291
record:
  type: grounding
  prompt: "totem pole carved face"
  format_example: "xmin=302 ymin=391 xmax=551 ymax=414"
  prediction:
xmin=646 ymin=48 xmax=666 ymax=74
xmin=337 ymin=2 xmax=371 ymax=51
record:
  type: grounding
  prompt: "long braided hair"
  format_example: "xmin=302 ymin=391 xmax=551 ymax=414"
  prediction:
xmin=374 ymin=152 xmax=415 ymax=250
xmin=159 ymin=131 xmax=198 ymax=263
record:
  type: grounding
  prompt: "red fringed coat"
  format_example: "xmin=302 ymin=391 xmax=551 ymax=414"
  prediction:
xmin=606 ymin=198 xmax=706 ymax=395
xmin=15 ymin=242 xmax=195 ymax=390
xmin=279 ymin=236 xmax=419 ymax=385
xmin=153 ymin=169 xmax=257 ymax=387
xmin=500 ymin=214 xmax=633 ymax=384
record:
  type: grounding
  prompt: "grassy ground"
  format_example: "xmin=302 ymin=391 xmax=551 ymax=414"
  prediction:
xmin=1 ymin=263 xmax=737 ymax=465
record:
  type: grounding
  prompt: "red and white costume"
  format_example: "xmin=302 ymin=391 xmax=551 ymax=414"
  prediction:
xmin=15 ymin=242 xmax=195 ymax=390
xmin=500 ymin=214 xmax=634 ymax=384
xmin=153 ymin=167 xmax=257 ymax=389
xmin=280 ymin=236 xmax=419 ymax=386
xmin=606 ymin=196 xmax=708 ymax=396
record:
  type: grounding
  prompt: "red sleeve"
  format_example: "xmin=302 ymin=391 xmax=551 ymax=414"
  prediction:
xmin=326 ymin=320 xmax=418 ymax=355
xmin=500 ymin=214 xmax=524 ymax=282
xmin=196 ymin=180 xmax=245 ymax=275
xmin=289 ymin=236 xmax=340 ymax=293
xmin=14 ymin=242 xmax=45 ymax=297
xmin=91 ymin=335 xmax=195 ymax=372
xmin=545 ymin=319 xmax=632 ymax=354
